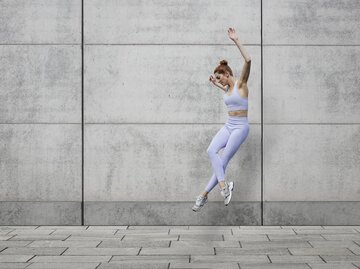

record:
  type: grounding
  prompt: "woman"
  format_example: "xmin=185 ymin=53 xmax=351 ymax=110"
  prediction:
xmin=192 ymin=27 xmax=251 ymax=212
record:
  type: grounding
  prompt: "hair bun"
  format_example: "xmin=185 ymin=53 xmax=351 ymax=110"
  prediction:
xmin=219 ymin=60 xmax=228 ymax=66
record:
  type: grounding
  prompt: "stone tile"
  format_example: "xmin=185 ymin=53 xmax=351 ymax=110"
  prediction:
xmin=169 ymin=229 xmax=231 ymax=235
xmin=308 ymin=240 xmax=359 ymax=248
xmin=140 ymin=247 xmax=214 ymax=255
xmin=98 ymin=240 xmax=170 ymax=248
xmin=224 ymin=234 xmax=270 ymax=242
xmin=52 ymin=231 xmax=117 ymax=236
xmin=321 ymin=255 xmax=360 ymax=262
xmin=347 ymin=244 xmax=360 ymax=255
xmin=189 ymin=226 xmax=235 ymax=230
xmin=308 ymin=263 xmax=357 ymax=269
xmin=281 ymin=226 xmax=324 ymax=229
xmin=191 ymin=255 xmax=269 ymax=263
xmin=111 ymin=256 xmax=189 ymax=262
xmin=170 ymin=262 xmax=239 ymax=269
xmin=62 ymin=247 xmax=139 ymax=255
xmin=66 ymin=236 xmax=122 ymax=241
xmin=88 ymin=226 xmax=128 ymax=230
xmin=269 ymin=255 xmax=324 ymax=263
xmin=0 ymin=255 xmax=33 ymax=262
xmin=268 ymin=234 xmax=325 ymax=241
xmin=0 ymin=263 xmax=28 ymax=269
xmin=30 ymin=256 xmax=111 ymax=263
xmin=98 ymin=263 xmax=168 ymax=269
xmin=241 ymin=265 xmax=310 ymax=269
xmin=241 ymin=241 xmax=312 ymax=249
xmin=129 ymin=226 xmax=188 ymax=230
xmin=9 ymin=235 xmax=69 ymax=241
xmin=216 ymin=247 xmax=290 ymax=255
xmin=122 ymin=235 xmax=178 ymax=241
xmin=36 ymin=226 xmax=88 ymax=230
xmin=233 ymin=229 xmax=296 ymax=235
xmin=28 ymin=240 xmax=101 ymax=248
xmin=239 ymin=226 xmax=284 ymax=229
xmin=179 ymin=234 xmax=223 ymax=241
xmin=1 ymin=247 xmax=66 ymax=255
xmin=288 ymin=247 xmax=354 ymax=255
xmin=294 ymin=228 xmax=358 ymax=234
xmin=171 ymin=240 xmax=239 ymax=248
xmin=0 ymin=235 xmax=13 ymax=240
xmin=0 ymin=241 xmax=32 ymax=247
xmin=26 ymin=263 xmax=100 ymax=269
xmin=7 ymin=229 xmax=55 ymax=235
xmin=0 ymin=226 xmax=38 ymax=229
xmin=322 ymin=234 xmax=360 ymax=241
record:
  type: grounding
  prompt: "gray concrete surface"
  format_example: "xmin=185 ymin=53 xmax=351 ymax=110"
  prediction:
xmin=0 ymin=225 xmax=359 ymax=268
xmin=1 ymin=0 xmax=359 ymax=225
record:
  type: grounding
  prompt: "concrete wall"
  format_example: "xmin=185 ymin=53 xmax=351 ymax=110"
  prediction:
xmin=0 ymin=0 xmax=359 ymax=225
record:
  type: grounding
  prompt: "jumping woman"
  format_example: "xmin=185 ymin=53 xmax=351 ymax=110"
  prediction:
xmin=192 ymin=27 xmax=251 ymax=212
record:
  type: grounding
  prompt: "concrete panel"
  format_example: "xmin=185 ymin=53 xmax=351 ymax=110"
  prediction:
xmin=263 ymin=0 xmax=360 ymax=44
xmin=85 ymin=201 xmax=261 ymax=225
xmin=85 ymin=45 xmax=260 ymax=123
xmin=0 ymin=124 xmax=81 ymax=201
xmin=0 ymin=202 xmax=81 ymax=225
xmin=264 ymin=46 xmax=360 ymax=123
xmin=84 ymin=124 xmax=260 ymax=201
xmin=264 ymin=124 xmax=360 ymax=201
xmin=0 ymin=0 xmax=81 ymax=44
xmin=264 ymin=202 xmax=360 ymax=225
xmin=0 ymin=45 xmax=81 ymax=123
xmin=84 ymin=0 xmax=260 ymax=44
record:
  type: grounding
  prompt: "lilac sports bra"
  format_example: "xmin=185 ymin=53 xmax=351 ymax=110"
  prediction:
xmin=223 ymin=80 xmax=248 ymax=111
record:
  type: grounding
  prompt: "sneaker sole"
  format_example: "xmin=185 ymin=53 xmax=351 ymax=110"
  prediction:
xmin=225 ymin=182 xmax=234 ymax=206
xmin=192 ymin=199 xmax=208 ymax=212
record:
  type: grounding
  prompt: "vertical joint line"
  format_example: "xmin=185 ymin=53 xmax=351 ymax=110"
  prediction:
xmin=260 ymin=0 xmax=264 ymax=225
xmin=81 ymin=0 xmax=84 ymax=226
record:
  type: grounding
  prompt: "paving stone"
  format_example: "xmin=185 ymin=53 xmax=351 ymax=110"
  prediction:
xmin=321 ymin=255 xmax=360 ymax=262
xmin=0 ymin=226 xmax=38 ymax=229
xmin=98 ymin=240 xmax=170 ymax=248
xmin=322 ymin=234 xmax=360 ymax=240
xmin=52 ymin=230 xmax=117 ymax=235
xmin=88 ymin=226 xmax=128 ymax=230
xmin=171 ymin=240 xmax=239 ymax=248
xmin=30 ymin=256 xmax=111 ymax=263
xmin=0 ymin=255 xmax=33 ymax=262
xmin=8 ymin=235 xmax=69 ymax=241
xmin=62 ymin=247 xmax=139 ymax=255
xmin=128 ymin=226 xmax=188 ymax=230
xmin=224 ymin=234 xmax=270 ymax=241
xmin=241 ymin=241 xmax=312 ymax=249
xmin=1 ymin=247 xmax=66 ymax=255
xmin=191 ymin=255 xmax=269 ymax=263
xmin=322 ymin=226 xmax=360 ymax=230
xmin=233 ymin=229 xmax=296 ymax=235
xmin=0 ymin=235 xmax=13 ymax=240
xmin=111 ymin=255 xmax=189 ymax=262
xmin=308 ymin=240 xmax=359 ymax=248
xmin=288 ymin=247 xmax=354 ymax=255
xmin=215 ymin=247 xmax=290 ymax=255
xmin=0 ymin=263 xmax=28 ymax=268
xmin=268 ymin=234 xmax=325 ymax=241
xmin=179 ymin=234 xmax=223 ymax=241
xmin=308 ymin=263 xmax=358 ymax=269
xmin=170 ymin=229 xmax=231 ymax=235
xmin=117 ymin=231 xmax=170 ymax=235
xmin=189 ymin=226 xmax=237 ymax=230
xmin=240 ymin=226 xmax=285 ymax=229
xmin=98 ymin=263 xmax=168 ymax=269
xmin=36 ymin=226 xmax=88 ymax=230
xmin=347 ymin=244 xmax=360 ymax=255
xmin=281 ymin=226 xmax=324 ymax=229
xmin=294 ymin=229 xmax=359 ymax=234
xmin=122 ymin=235 xmax=178 ymax=241
xmin=140 ymin=247 xmax=214 ymax=255
xmin=28 ymin=240 xmax=101 ymax=247
xmin=241 ymin=264 xmax=310 ymax=269
xmin=170 ymin=262 xmax=239 ymax=268
xmin=269 ymin=255 xmax=324 ymax=263
xmin=0 ymin=241 xmax=32 ymax=247
xmin=7 ymin=229 xmax=55 ymax=235
xmin=26 ymin=262 xmax=100 ymax=269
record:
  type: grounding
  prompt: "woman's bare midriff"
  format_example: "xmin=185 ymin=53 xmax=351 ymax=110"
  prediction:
xmin=228 ymin=110 xmax=247 ymax=117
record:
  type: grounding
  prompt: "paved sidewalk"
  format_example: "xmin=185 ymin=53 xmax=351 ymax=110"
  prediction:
xmin=0 ymin=226 xmax=360 ymax=269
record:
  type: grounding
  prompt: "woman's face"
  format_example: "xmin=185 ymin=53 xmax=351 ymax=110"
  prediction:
xmin=214 ymin=72 xmax=228 ymax=86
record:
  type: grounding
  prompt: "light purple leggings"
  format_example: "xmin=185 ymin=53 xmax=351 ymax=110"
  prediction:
xmin=205 ymin=116 xmax=249 ymax=193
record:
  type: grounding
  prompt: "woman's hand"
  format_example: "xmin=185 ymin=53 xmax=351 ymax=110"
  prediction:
xmin=209 ymin=75 xmax=217 ymax=85
xmin=228 ymin=27 xmax=238 ymax=41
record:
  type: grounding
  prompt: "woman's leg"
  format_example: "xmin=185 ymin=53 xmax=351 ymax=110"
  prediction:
xmin=206 ymin=126 xmax=230 ymax=183
xmin=204 ymin=124 xmax=249 ymax=193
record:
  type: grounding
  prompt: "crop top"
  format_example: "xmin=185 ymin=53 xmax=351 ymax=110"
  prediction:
xmin=223 ymin=80 xmax=248 ymax=111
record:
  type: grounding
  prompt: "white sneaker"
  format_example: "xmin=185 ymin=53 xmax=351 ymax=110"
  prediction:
xmin=192 ymin=195 xmax=208 ymax=212
xmin=220 ymin=181 xmax=234 ymax=206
